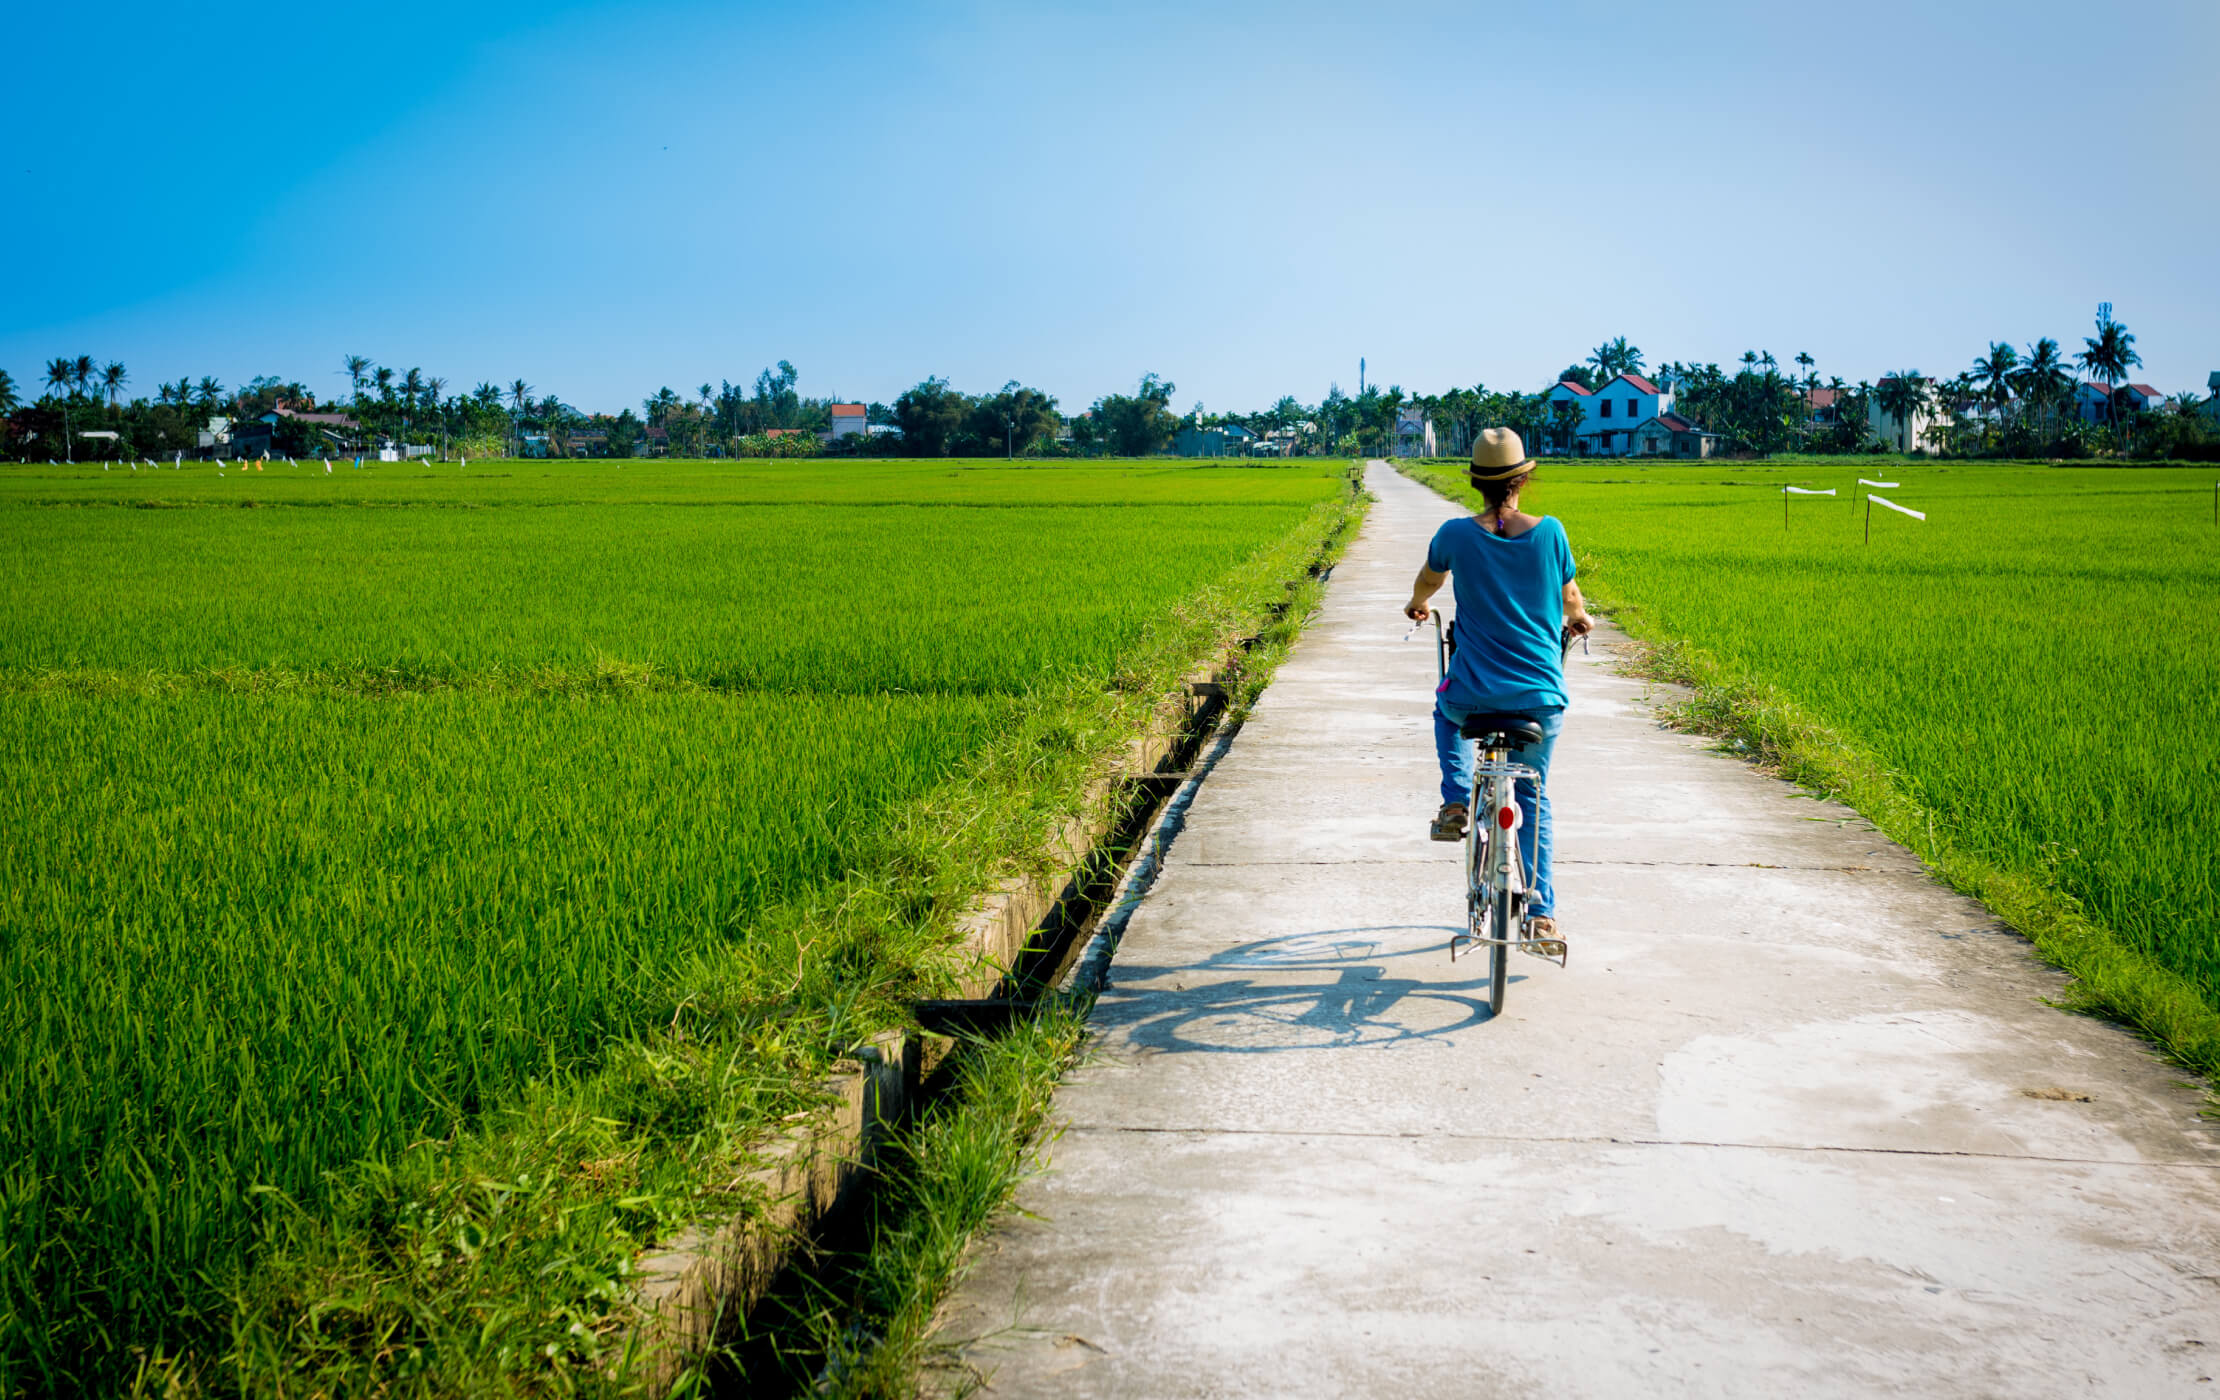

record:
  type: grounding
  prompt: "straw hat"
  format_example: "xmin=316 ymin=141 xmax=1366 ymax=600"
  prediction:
xmin=1469 ymin=427 xmax=1532 ymax=482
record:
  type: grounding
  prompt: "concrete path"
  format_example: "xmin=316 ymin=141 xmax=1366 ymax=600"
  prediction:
xmin=935 ymin=463 xmax=2220 ymax=1397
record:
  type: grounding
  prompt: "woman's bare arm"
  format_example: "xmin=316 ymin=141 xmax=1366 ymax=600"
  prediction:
xmin=1563 ymin=580 xmax=1593 ymax=637
xmin=1404 ymin=566 xmax=1447 ymax=622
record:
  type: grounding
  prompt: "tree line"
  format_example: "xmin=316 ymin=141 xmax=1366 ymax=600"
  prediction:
xmin=0 ymin=350 xmax=1193 ymax=462
xmin=5 ymin=308 xmax=2209 ymax=463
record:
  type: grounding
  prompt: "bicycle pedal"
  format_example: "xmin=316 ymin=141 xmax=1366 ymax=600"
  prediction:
xmin=1518 ymin=938 xmax=1568 ymax=967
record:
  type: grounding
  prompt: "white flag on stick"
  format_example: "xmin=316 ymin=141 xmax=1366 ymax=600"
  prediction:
xmin=1783 ymin=486 xmax=1835 ymax=495
xmin=1858 ymin=478 xmax=1900 ymax=488
xmin=1868 ymin=494 xmax=1925 ymax=520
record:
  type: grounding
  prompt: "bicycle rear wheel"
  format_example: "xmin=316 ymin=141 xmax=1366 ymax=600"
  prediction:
xmin=1471 ymin=830 xmax=1508 ymax=1017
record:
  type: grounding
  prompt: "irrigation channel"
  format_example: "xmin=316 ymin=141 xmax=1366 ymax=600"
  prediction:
xmin=696 ymin=558 xmax=1341 ymax=1393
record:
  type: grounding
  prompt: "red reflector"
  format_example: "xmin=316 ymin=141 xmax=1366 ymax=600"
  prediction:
xmin=1497 ymin=806 xmax=1517 ymax=829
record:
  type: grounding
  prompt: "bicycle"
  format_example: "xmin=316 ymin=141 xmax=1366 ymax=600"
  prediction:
xmin=1428 ymin=609 xmax=1569 ymax=1017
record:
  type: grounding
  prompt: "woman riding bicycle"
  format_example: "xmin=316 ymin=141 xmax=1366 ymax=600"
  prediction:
xmin=1402 ymin=427 xmax=1592 ymax=945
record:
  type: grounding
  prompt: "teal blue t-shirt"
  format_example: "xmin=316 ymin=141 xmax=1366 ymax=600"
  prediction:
xmin=1427 ymin=513 xmax=1576 ymax=713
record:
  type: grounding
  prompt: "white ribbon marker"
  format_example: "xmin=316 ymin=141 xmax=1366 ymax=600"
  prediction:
xmin=1858 ymin=478 xmax=1900 ymax=488
xmin=1868 ymin=494 xmax=1925 ymax=520
xmin=1783 ymin=486 xmax=1835 ymax=495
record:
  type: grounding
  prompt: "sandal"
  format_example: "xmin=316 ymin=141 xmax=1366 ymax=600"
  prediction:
xmin=1523 ymin=915 xmax=1568 ymax=964
xmin=1429 ymin=803 xmax=1468 ymax=842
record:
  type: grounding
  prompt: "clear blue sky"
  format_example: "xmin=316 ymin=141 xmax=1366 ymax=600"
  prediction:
xmin=5 ymin=0 xmax=2214 ymax=416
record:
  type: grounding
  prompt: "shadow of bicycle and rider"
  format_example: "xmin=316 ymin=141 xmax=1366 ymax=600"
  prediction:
xmin=1091 ymin=925 xmax=1524 ymax=1055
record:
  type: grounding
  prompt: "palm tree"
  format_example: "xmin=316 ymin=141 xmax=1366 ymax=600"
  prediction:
xmin=398 ymin=367 xmax=424 ymax=441
xmin=44 ymin=360 xmax=77 ymax=460
xmin=418 ymin=376 xmax=446 ymax=454
xmin=372 ymin=366 xmax=395 ymax=400
xmin=0 ymin=369 xmax=16 ymax=419
xmin=101 ymin=362 xmax=128 ymax=411
xmin=1970 ymin=342 xmax=2018 ymax=440
xmin=472 ymin=382 xmax=502 ymax=409
xmin=1758 ymin=350 xmax=1779 ymax=377
xmin=196 ymin=377 xmax=225 ymax=411
xmin=69 ymin=355 xmax=96 ymax=399
xmin=508 ymin=380 xmax=534 ymax=456
xmin=1874 ymin=372 xmax=1930 ymax=452
xmin=341 ymin=354 xmax=372 ymax=401
xmin=1795 ymin=351 xmax=1815 ymax=388
xmin=2011 ymin=337 xmax=2068 ymax=431
xmin=1738 ymin=350 xmax=1759 ymax=378
xmin=2075 ymin=305 xmax=2141 ymax=431
xmin=1586 ymin=336 xmax=1644 ymax=385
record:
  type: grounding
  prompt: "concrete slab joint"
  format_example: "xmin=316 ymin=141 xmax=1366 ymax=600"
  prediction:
xmin=932 ymin=462 xmax=2220 ymax=1400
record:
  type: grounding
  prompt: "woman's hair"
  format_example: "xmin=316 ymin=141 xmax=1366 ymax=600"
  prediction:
xmin=1467 ymin=467 xmax=1534 ymax=512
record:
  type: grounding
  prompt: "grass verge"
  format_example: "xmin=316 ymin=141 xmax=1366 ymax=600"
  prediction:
xmin=1394 ymin=457 xmax=2220 ymax=1091
xmin=714 ymin=483 xmax=1369 ymax=1398
xmin=1613 ymin=634 xmax=2220 ymax=1083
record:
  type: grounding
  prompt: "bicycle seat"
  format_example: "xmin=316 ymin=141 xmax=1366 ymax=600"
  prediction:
xmin=1459 ymin=713 xmax=1546 ymax=749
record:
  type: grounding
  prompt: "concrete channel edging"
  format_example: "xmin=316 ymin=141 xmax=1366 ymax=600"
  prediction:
xmin=616 ymin=662 xmax=1233 ymax=1389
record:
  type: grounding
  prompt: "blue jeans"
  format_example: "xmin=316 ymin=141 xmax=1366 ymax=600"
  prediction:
xmin=1435 ymin=703 xmax=1564 ymax=917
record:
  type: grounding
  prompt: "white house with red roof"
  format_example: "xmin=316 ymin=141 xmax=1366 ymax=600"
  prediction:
xmin=1544 ymin=372 xmax=1721 ymax=458
xmin=2073 ymin=381 xmax=2165 ymax=424
xmin=1542 ymin=379 xmax=1592 ymax=452
xmin=826 ymin=403 xmax=868 ymax=439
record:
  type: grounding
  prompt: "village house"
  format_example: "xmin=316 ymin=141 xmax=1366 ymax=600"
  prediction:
xmin=2073 ymin=381 xmax=2166 ymax=423
xmin=1548 ymin=373 xmax=1721 ymax=458
xmin=1803 ymin=386 xmax=1844 ymax=426
xmin=1173 ymin=421 xmax=1259 ymax=456
xmin=1868 ymin=374 xmax=1946 ymax=452
xmin=1626 ymin=412 xmax=1725 ymax=459
xmin=825 ymin=403 xmax=868 ymax=440
xmin=1395 ymin=406 xmax=1437 ymax=457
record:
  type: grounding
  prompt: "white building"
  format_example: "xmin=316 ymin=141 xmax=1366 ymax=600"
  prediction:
xmin=1868 ymin=375 xmax=1945 ymax=452
xmin=1540 ymin=373 xmax=1717 ymax=457
xmin=1574 ymin=373 xmax=1671 ymax=455
xmin=1542 ymin=380 xmax=1592 ymax=453
xmin=826 ymin=403 xmax=868 ymax=439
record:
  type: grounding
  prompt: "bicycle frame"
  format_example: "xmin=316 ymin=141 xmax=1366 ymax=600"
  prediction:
xmin=1431 ymin=610 xmax=1568 ymax=976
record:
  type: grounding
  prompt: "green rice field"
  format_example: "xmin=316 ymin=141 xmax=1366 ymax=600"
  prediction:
xmin=1408 ymin=457 xmax=2220 ymax=1065
xmin=0 ymin=456 xmax=1358 ymax=1394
